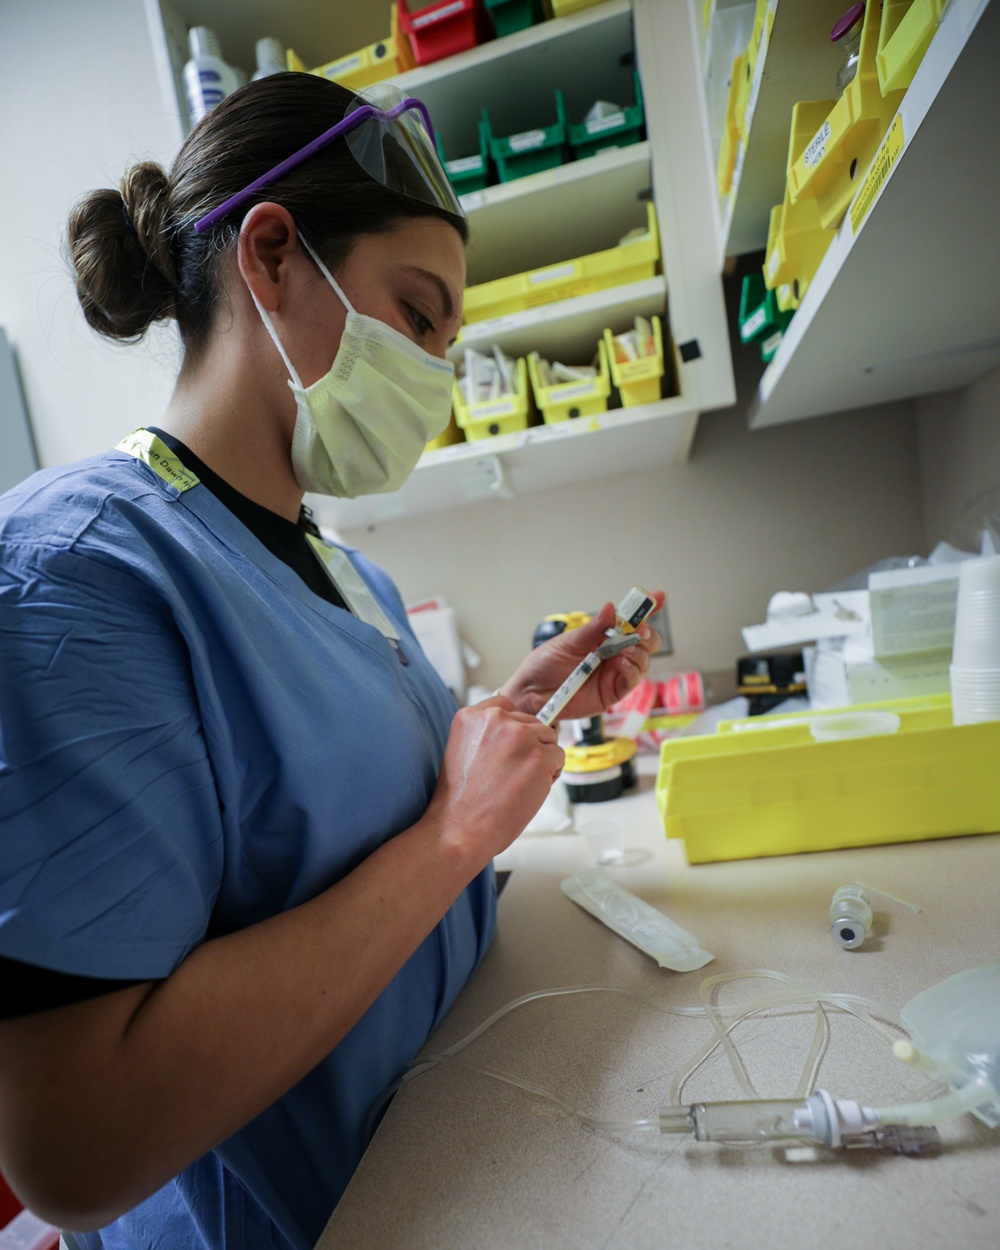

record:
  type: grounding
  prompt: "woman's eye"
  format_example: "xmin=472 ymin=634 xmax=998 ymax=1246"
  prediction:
xmin=406 ymin=305 xmax=435 ymax=337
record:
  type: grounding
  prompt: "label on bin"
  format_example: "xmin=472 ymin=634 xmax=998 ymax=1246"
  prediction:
xmin=585 ymin=111 xmax=626 ymax=134
xmin=740 ymin=306 xmax=767 ymax=341
xmin=509 ymin=129 xmax=548 ymax=152
xmin=803 ymin=120 xmax=831 ymax=169
xmin=323 ymin=53 xmax=363 ymax=78
xmin=850 ymin=114 xmax=905 ymax=235
xmin=552 ymin=380 xmax=599 ymax=400
xmin=411 ymin=1 xmax=465 ymax=27
xmin=447 ymin=155 xmax=484 ymax=174
xmin=529 ymin=263 xmax=577 ymax=285
xmin=469 ymin=398 xmax=517 ymax=418
xmin=767 ymin=247 xmax=780 ymax=280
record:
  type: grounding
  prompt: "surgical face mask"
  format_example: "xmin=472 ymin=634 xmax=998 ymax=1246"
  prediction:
xmin=251 ymin=236 xmax=454 ymax=498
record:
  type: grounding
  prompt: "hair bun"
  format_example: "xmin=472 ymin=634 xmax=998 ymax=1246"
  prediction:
xmin=68 ymin=161 xmax=178 ymax=341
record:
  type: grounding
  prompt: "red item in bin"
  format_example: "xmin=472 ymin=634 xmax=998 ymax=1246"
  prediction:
xmin=659 ymin=671 xmax=706 ymax=715
xmin=398 ymin=0 xmax=494 ymax=66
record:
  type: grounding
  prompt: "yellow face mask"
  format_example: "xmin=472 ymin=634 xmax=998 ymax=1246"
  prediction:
xmin=251 ymin=235 xmax=453 ymax=499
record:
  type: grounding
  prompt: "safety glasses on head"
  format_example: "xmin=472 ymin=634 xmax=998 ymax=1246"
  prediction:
xmin=193 ymin=82 xmax=462 ymax=235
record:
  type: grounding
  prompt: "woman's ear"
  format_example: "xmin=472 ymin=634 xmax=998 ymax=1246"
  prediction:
xmin=237 ymin=203 xmax=299 ymax=313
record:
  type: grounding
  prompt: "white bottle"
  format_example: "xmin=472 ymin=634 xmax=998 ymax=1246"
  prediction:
xmin=252 ymin=37 xmax=287 ymax=81
xmin=183 ymin=26 xmax=239 ymax=125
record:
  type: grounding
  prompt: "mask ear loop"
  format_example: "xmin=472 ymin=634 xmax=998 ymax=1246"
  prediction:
xmin=299 ymin=234 xmax=357 ymax=316
xmin=247 ymin=284 xmax=305 ymax=391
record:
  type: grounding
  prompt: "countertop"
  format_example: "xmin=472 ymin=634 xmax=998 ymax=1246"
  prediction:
xmin=317 ymin=760 xmax=1000 ymax=1249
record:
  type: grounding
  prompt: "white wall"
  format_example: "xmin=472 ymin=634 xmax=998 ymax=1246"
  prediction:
xmin=342 ymin=397 xmax=927 ymax=690
xmin=916 ymin=364 xmax=1000 ymax=553
xmin=0 ymin=0 xmax=181 ymax=469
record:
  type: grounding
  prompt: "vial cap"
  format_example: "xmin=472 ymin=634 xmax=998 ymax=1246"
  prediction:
xmin=831 ymin=4 xmax=865 ymax=42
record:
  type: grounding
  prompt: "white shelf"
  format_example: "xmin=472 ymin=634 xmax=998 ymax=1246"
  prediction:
xmin=717 ymin=0 xmax=847 ymax=259
xmin=750 ymin=0 xmax=1000 ymax=428
xmin=450 ymin=276 xmax=667 ymax=363
xmin=307 ymin=395 xmax=698 ymax=529
xmin=461 ymin=142 xmax=652 ymax=286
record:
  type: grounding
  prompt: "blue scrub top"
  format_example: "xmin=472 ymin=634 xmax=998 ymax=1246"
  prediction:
xmin=0 ymin=445 xmax=496 ymax=1249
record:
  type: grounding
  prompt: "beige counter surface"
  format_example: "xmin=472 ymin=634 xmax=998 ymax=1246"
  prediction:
xmin=318 ymin=767 xmax=1000 ymax=1249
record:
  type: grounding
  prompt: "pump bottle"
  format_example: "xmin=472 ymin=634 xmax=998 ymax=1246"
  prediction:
xmin=184 ymin=26 xmax=239 ymax=125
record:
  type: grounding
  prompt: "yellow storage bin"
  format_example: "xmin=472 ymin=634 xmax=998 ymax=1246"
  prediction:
xmin=716 ymin=51 xmax=747 ymax=198
xmin=425 ymin=411 xmax=464 ymax=452
xmin=287 ymin=5 xmax=414 ymax=89
xmin=453 ymin=356 xmax=533 ymax=441
xmin=462 ymin=203 xmax=659 ymax=325
xmin=656 ymin=696 xmax=1000 ymax=865
xmin=763 ymin=101 xmax=836 ymax=307
xmin=787 ymin=3 xmax=905 ymax=231
xmin=549 ymin=0 xmax=608 ymax=15
xmin=528 ymin=340 xmax=611 ymax=424
xmin=877 ymin=0 xmax=947 ymax=95
xmin=603 ymin=316 xmax=664 ymax=407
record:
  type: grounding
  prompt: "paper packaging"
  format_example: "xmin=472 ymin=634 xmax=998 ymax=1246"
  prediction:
xmin=561 ymin=869 xmax=713 ymax=972
xmin=805 ymin=644 xmax=951 ymax=709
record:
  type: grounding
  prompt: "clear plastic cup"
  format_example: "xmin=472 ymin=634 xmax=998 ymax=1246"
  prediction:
xmin=578 ymin=815 xmax=626 ymax=865
xmin=950 ymin=664 xmax=1000 ymax=725
xmin=951 ymin=555 xmax=1000 ymax=669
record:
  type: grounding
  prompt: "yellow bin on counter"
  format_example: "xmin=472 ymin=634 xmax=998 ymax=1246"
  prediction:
xmin=603 ymin=315 xmax=664 ymax=407
xmin=528 ymin=340 xmax=611 ymax=424
xmin=656 ymin=695 xmax=1000 ymax=864
xmin=453 ymin=356 xmax=533 ymax=441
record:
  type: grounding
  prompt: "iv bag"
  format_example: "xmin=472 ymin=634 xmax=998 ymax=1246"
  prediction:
xmin=901 ymin=962 xmax=1000 ymax=1128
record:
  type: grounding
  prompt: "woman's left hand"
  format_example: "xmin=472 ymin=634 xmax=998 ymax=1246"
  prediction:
xmin=500 ymin=592 xmax=664 ymax=720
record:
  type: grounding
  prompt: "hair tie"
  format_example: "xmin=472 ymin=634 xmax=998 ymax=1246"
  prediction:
xmin=122 ymin=201 xmax=136 ymax=233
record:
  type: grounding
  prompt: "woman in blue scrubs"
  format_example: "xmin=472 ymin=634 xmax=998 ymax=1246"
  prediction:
xmin=0 ymin=73 xmax=659 ymax=1250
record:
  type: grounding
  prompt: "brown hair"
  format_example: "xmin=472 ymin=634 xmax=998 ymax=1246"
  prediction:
xmin=67 ymin=73 xmax=468 ymax=353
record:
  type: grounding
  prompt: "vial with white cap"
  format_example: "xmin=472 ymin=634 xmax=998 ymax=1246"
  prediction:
xmin=830 ymin=885 xmax=873 ymax=949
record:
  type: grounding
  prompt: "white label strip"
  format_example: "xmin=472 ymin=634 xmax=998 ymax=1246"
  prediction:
xmin=803 ymin=120 xmax=832 ymax=169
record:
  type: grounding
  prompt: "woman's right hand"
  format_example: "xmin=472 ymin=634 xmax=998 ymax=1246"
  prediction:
xmin=423 ymin=696 xmax=564 ymax=870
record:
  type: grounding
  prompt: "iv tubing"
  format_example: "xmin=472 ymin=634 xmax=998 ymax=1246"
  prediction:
xmin=363 ymin=973 xmax=906 ymax=1146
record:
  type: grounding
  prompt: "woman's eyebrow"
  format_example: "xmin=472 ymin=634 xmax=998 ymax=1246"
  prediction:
xmin=400 ymin=266 xmax=458 ymax=322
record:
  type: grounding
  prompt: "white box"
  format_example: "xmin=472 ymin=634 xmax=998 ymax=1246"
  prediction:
xmin=805 ymin=645 xmax=952 ymax=710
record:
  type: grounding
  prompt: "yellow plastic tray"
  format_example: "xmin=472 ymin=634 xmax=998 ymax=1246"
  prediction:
xmin=462 ymin=203 xmax=659 ymax=324
xmin=603 ymin=315 xmax=664 ymax=407
xmin=453 ymin=356 xmax=533 ymax=441
xmin=528 ymin=340 xmax=611 ymax=424
xmin=787 ymin=1 xmax=905 ymax=231
xmin=763 ymin=101 xmax=835 ymax=308
xmin=287 ymin=6 xmax=414 ymax=89
xmin=877 ymin=0 xmax=946 ymax=94
xmin=656 ymin=696 xmax=1000 ymax=864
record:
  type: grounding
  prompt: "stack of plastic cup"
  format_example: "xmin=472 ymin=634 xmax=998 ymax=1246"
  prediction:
xmin=950 ymin=553 xmax=1000 ymax=725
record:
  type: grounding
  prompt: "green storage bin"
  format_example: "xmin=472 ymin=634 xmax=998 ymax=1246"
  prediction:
xmin=483 ymin=90 xmax=569 ymax=183
xmin=568 ymin=72 xmax=646 ymax=162
xmin=484 ymin=0 xmax=543 ymax=37
xmin=739 ymin=272 xmax=793 ymax=363
xmin=437 ymin=121 xmax=491 ymax=195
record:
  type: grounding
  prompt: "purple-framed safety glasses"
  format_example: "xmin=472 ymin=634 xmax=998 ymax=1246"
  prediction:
xmin=193 ymin=85 xmax=462 ymax=235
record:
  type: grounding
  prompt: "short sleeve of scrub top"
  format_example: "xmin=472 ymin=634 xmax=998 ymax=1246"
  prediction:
xmin=0 ymin=446 xmax=497 ymax=1250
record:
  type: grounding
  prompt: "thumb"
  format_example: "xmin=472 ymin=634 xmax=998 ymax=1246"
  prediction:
xmin=572 ymin=602 xmax=615 ymax=649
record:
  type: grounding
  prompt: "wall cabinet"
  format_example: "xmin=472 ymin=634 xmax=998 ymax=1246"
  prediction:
xmin=143 ymin=0 xmax=736 ymax=525
xmin=698 ymin=0 xmax=1000 ymax=428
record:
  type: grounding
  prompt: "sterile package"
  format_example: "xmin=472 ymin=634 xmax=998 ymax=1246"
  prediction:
xmin=561 ymin=870 xmax=714 ymax=972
